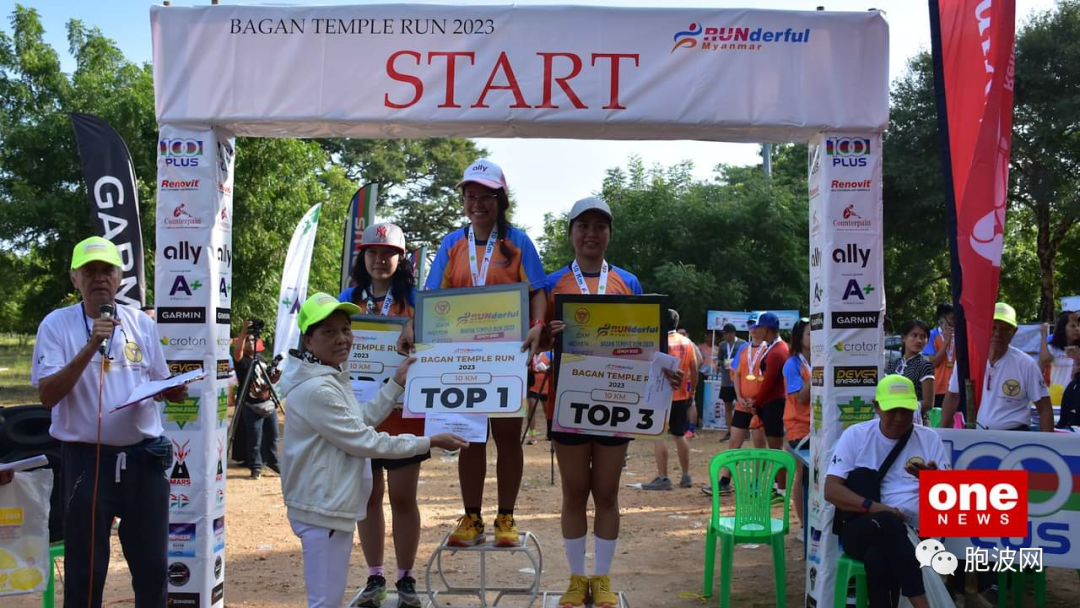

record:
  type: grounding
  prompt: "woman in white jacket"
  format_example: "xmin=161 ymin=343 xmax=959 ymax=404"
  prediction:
xmin=279 ymin=293 xmax=468 ymax=608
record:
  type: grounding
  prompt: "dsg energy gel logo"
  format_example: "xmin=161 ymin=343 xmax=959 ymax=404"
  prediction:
xmin=595 ymin=324 xmax=659 ymax=338
xmin=919 ymin=470 xmax=1028 ymax=537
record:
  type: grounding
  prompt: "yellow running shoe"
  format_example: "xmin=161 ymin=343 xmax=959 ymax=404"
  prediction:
xmin=447 ymin=513 xmax=485 ymax=547
xmin=493 ymin=513 xmax=520 ymax=547
xmin=589 ymin=574 xmax=619 ymax=608
xmin=557 ymin=574 xmax=590 ymax=608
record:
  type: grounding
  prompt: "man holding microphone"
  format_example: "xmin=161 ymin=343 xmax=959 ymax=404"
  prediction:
xmin=31 ymin=237 xmax=186 ymax=607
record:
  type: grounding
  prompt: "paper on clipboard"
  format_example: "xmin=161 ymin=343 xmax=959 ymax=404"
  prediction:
xmin=425 ymin=413 xmax=487 ymax=443
xmin=0 ymin=455 xmax=49 ymax=473
xmin=111 ymin=369 xmax=205 ymax=412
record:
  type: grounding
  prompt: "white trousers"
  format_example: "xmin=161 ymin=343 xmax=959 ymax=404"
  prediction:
xmin=290 ymin=519 xmax=354 ymax=608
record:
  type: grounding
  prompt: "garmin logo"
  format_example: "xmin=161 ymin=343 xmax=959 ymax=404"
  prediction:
xmin=831 ymin=312 xmax=879 ymax=329
xmin=810 ymin=313 xmax=824 ymax=331
xmin=159 ymin=307 xmax=207 ymax=324
xmin=215 ymin=308 xmax=231 ymax=325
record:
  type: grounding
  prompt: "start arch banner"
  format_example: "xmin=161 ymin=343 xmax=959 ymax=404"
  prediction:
xmin=151 ymin=4 xmax=889 ymax=142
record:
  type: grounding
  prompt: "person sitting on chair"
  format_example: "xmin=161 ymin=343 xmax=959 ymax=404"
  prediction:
xmin=824 ymin=374 xmax=949 ymax=608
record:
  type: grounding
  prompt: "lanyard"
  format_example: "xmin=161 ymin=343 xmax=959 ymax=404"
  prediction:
xmin=571 ymin=259 xmax=609 ymax=295
xmin=468 ymin=225 xmax=498 ymax=287
xmin=81 ymin=304 xmax=123 ymax=367
xmin=799 ymin=353 xmax=810 ymax=373
xmin=749 ymin=339 xmax=777 ymax=374
xmin=363 ymin=288 xmax=395 ymax=316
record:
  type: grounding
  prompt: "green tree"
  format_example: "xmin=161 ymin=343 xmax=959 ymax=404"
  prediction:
xmin=541 ymin=154 xmax=809 ymax=338
xmin=320 ymin=138 xmax=487 ymax=250
xmin=1012 ymin=0 xmax=1080 ymax=320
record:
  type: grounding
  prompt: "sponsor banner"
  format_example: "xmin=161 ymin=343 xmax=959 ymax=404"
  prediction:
xmin=341 ymin=184 xmax=379 ymax=292
xmin=806 ymin=132 xmax=884 ymax=607
xmin=151 ymin=6 xmax=888 ymax=142
xmin=935 ymin=429 xmax=1080 ymax=569
xmin=157 ymin=126 xmax=233 ymax=607
xmin=70 ymin=113 xmax=147 ymax=307
xmin=274 ymin=204 xmax=323 ymax=365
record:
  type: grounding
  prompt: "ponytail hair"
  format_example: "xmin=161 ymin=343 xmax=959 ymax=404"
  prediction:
xmin=495 ymin=189 xmax=514 ymax=261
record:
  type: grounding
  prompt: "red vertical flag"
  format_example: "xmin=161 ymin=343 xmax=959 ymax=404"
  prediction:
xmin=930 ymin=0 xmax=1017 ymax=411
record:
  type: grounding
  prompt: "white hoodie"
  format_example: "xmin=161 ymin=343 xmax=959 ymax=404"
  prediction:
xmin=278 ymin=354 xmax=431 ymax=532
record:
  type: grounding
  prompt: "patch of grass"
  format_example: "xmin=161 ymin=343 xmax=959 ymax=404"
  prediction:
xmin=0 ymin=334 xmax=38 ymax=407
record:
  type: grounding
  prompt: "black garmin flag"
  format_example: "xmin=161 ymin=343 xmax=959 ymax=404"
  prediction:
xmin=70 ymin=113 xmax=146 ymax=307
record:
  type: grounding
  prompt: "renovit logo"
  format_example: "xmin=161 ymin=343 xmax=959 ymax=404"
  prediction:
xmin=671 ymin=23 xmax=811 ymax=53
xmin=919 ymin=470 xmax=1028 ymax=537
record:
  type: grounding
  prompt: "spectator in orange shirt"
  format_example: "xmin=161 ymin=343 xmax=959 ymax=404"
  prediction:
xmin=643 ymin=309 xmax=700 ymax=490
xmin=782 ymin=318 xmax=811 ymax=529
xmin=923 ymin=303 xmax=956 ymax=410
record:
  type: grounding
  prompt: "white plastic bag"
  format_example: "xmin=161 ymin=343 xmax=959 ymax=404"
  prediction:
xmin=899 ymin=526 xmax=955 ymax=608
xmin=0 ymin=468 xmax=53 ymax=596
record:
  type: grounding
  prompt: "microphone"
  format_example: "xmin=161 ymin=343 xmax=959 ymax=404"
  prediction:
xmin=99 ymin=303 xmax=115 ymax=355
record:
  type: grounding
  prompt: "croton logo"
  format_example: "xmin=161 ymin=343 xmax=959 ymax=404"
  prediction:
xmin=574 ymin=308 xmax=590 ymax=324
xmin=434 ymin=300 xmax=451 ymax=315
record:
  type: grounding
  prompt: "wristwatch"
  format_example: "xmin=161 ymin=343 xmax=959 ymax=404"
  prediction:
xmin=861 ymin=498 xmax=874 ymax=513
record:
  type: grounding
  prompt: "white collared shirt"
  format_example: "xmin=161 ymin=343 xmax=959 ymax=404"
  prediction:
xmin=31 ymin=303 xmax=170 ymax=445
xmin=947 ymin=345 xmax=1049 ymax=430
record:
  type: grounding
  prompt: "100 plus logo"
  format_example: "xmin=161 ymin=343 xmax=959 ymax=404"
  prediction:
xmin=160 ymin=138 xmax=203 ymax=167
xmin=826 ymin=137 xmax=871 ymax=167
xmin=919 ymin=470 xmax=1028 ymax=537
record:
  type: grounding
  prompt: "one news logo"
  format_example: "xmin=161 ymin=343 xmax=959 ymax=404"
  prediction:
xmin=160 ymin=138 xmax=203 ymax=167
xmin=919 ymin=470 xmax=1028 ymax=538
xmin=671 ymin=23 xmax=810 ymax=53
xmin=170 ymin=440 xmax=191 ymax=486
xmin=825 ymin=137 xmax=871 ymax=167
xmin=834 ymin=366 xmax=878 ymax=387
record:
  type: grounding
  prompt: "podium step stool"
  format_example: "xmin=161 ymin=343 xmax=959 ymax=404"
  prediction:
xmin=424 ymin=531 xmax=544 ymax=607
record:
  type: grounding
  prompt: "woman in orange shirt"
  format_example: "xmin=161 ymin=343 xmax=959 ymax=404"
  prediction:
xmin=782 ymin=318 xmax=811 ymax=530
xmin=397 ymin=159 xmax=548 ymax=549
xmin=547 ymin=197 xmax=681 ymax=608
xmin=338 ymin=223 xmax=426 ymax=608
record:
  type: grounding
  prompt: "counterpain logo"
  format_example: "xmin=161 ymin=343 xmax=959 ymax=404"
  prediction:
xmin=833 ymin=204 xmax=873 ymax=231
xmin=671 ymin=22 xmax=811 ymax=53
xmin=920 ymin=470 xmax=1028 ymax=537
xmin=164 ymin=204 xmax=206 ymax=229
xmin=825 ymin=137 xmax=872 ymax=167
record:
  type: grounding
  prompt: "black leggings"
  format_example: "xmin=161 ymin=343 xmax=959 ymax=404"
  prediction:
xmin=840 ymin=511 xmax=925 ymax=607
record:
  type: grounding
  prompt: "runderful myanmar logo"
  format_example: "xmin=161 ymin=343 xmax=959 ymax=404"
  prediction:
xmin=671 ymin=22 xmax=811 ymax=53
xmin=838 ymin=396 xmax=875 ymax=427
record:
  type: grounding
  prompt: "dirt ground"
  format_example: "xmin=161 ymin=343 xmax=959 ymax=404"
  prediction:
xmin=11 ymin=429 xmax=1080 ymax=607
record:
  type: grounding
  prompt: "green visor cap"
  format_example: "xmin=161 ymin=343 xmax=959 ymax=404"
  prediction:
xmin=875 ymin=374 xmax=918 ymax=411
xmin=71 ymin=236 xmax=122 ymax=270
xmin=298 ymin=292 xmax=361 ymax=333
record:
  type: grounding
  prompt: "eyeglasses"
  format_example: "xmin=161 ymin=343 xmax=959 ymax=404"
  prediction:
xmin=463 ymin=193 xmax=498 ymax=205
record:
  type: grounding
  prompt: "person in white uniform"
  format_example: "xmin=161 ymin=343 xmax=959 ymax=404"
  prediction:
xmin=31 ymin=236 xmax=186 ymax=607
xmin=825 ymin=374 xmax=949 ymax=608
xmin=941 ymin=302 xmax=1053 ymax=431
xmin=277 ymin=293 xmax=468 ymax=608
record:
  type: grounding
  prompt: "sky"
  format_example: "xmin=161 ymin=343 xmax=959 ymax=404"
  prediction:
xmin=0 ymin=0 xmax=1059 ymax=239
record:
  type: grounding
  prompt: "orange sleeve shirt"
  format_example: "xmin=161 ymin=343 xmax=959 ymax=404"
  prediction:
xmin=425 ymin=225 xmax=547 ymax=291
xmin=667 ymin=332 xmax=699 ymax=402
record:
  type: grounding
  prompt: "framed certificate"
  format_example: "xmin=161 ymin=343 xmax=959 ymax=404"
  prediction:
xmin=415 ymin=283 xmax=529 ymax=344
xmin=552 ymin=294 xmax=670 ymax=437
xmin=347 ymin=314 xmax=407 ymax=384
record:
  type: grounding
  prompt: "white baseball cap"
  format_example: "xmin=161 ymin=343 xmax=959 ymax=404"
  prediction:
xmin=360 ymin=222 xmax=406 ymax=253
xmin=568 ymin=197 xmax=613 ymax=226
xmin=456 ymin=158 xmax=508 ymax=191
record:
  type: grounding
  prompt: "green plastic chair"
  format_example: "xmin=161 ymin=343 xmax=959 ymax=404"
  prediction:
xmin=927 ymin=407 xmax=942 ymax=428
xmin=43 ymin=541 xmax=63 ymax=608
xmin=834 ymin=554 xmax=868 ymax=608
xmin=702 ymin=448 xmax=795 ymax=608
xmin=997 ymin=567 xmax=1045 ymax=607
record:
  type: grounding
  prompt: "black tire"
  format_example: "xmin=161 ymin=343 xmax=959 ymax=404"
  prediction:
xmin=0 ymin=405 xmax=54 ymax=450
